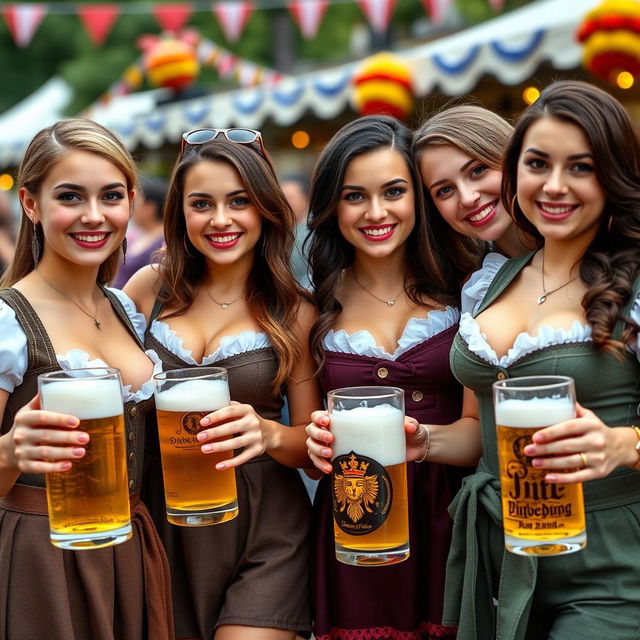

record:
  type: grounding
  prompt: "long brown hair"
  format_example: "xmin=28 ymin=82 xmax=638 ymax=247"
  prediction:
xmin=158 ymin=139 xmax=302 ymax=391
xmin=413 ymin=104 xmax=515 ymax=279
xmin=307 ymin=115 xmax=457 ymax=368
xmin=502 ymin=80 xmax=640 ymax=352
xmin=1 ymin=118 xmax=137 ymax=287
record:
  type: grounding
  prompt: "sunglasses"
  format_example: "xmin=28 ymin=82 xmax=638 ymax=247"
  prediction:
xmin=181 ymin=128 xmax=266 ymax=157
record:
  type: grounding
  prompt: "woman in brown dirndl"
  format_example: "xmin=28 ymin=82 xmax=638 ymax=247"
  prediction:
xmin=0 ymin=119 xmax=173 ymax=639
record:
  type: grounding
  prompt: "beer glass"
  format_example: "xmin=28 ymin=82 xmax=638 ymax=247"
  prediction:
xmin=328 ymin=386 xmax=409 ymax=566
xmin=493 ymin=375 xmax=586 ymax=556
xmin=38 ymin=368 xmax=131 ymax=550
xmin=153 ymin=367 xmax=238 ymax=526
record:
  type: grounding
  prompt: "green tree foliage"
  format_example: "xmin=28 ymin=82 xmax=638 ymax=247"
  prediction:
xmin=455 ymin=0 xmax=533 ymax=24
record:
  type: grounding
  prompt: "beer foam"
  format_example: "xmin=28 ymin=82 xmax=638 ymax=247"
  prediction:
xmin=40 ymin=378 xmax=123 ymax=419
xmin=496 ymin=397 xmax=575 ymax=428
xmin=331 ymin=404 xmax=405 ymax=467
xmin=155 ymin=379 xmax=230 ymax=412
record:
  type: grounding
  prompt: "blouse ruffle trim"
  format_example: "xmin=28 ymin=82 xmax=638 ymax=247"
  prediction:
xmin=460 ymin=252 xmax=509 ymax=316
xmin=150 ymin=319 xmax=270 ymax=365
xmin=0 ymin=300 xmax=27 ymax=393
xmin=323 ymin=306 xmax=460 ymax=361
xmin=106 ymin=287 xmax=147 ymax=343
xmin=57 ymin=348 xmax=163 ymax=402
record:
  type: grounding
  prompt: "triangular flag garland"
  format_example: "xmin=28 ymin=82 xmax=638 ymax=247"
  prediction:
xmin=487 ymin=0 xmax=505 ymax=12
xmin=421 ymin=0 xmax=451 ymax=25
xmin=357 ymin=0 xmax=397 ymax=34
xmin=213 ymin=1 xmax=253 ymax=43
xmin=153 ymin=3 xmax=193 ymax=33
xmin=77 ymin=4 xmax=120 ymax=46
xmin=287 ymin=0 xmax=329 ymax=39
xmin=3 ymin=3 xmax=46 ymax=47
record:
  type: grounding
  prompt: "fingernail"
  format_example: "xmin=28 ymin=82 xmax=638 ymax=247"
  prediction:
xmin=324 ymin=433 xmax=332 ymax=442
xmin=524 ymin=445 xmax=535 ymax=455
xmin=72 ymin=448 xmax=85 ymax=457
xmin=197 ymin=432 xmax=207 ymax=442
xmin=323 ymin=448 xmax=332 ymax=457
xmin=546 ymin=474 xmax=557 ymax=482
xmin=216 ymin=462 xmax=226 ymax=470
xmin=531 ymin=459 xmax=543 ymax=468
xmin=61 ymin=462 xmax=72 ymax=470
xmin=67 ymin=418 xmax=78 ymax=426
xmin=77 ymin=434 xmax=89 ymax=444
xmin=200 ymin=417 xmax=210 ymax=426
xmin=202 ymin=444 xmax=213 ymax=453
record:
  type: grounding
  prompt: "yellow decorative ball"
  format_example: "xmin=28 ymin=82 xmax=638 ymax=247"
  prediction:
xmin=145 ymin=38 xmax=199 ymax=91
xmin=352 ymin=52 xmax=414 ymax=120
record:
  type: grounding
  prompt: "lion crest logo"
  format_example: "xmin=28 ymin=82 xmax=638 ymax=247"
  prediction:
xmin=333 ymin=453 xmax=379 ymax=523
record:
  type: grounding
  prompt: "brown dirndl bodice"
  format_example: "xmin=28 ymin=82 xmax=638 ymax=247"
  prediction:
xmin=0 ymin=286 xmax=174 ymax=640
xmin=143 ymin=298 xmax=312 ymax=639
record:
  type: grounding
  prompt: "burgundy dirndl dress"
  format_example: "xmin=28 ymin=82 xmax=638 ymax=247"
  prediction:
xmin=312 ymin=310 xmax=464 ymax=640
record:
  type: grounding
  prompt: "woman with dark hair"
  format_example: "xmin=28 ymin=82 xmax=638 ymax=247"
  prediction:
xmin=304 ymin=115 xmax=475 ymax=640
xmin=125 ymin=129 xmax=319 ymax=640
xmin=0 ymin=118 xmax=173 ymax=639
xmin=442 ymin=80 xmax=640 ymax=639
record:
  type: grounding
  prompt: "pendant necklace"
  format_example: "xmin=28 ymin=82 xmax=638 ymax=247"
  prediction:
xmin=353 ymin=271 xmax=404 ymax=308
xmin=537 ymin=249 xmax=579 ymax=305
xmin=205 ymin=288 xmax=243 ymax=310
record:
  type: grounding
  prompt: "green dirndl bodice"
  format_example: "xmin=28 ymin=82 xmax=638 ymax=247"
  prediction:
xmin=443 ymin=252 xmax=640 ymax=640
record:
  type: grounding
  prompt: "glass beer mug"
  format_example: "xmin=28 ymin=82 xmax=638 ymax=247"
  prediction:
xmin=153 ymin=366 xmax=238 ymax=526
xmin=493 ymin=375 xmax=587 ymax=556
xmin=38 ymin=368 xmax=132 ymax=550
xmin=328 ymin=386 xmax=409 ymax=566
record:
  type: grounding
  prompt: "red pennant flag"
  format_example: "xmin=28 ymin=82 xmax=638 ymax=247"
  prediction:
xmin=421 ymin=0 xmax=451 ymax=24
xmin=78 ymin=4 xmax=119 ymax=46
xmin=288 ymin=0 xmax=329 ymax=40
xmin=3 ymin=3 xmax=46 ymax=47
xmin=153 ymin=3 xmax=192 ymax=33
xmin=213 ymin=1 xmax=253 ymax=43
xmin=488 ymin=0 xmax=505 ymax=11
xmin=358 ymin=0 xmax=397 ymax=34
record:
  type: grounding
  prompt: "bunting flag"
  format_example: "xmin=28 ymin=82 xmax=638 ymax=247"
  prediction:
xmin=421 ymin=0 xmax=451 ymax=24
xmin=357 ymin=0 xmax=397 ymax=34
xmin=153 ymin=3 xmax=192 ymax=33
xmin=213 ymin=1 xmax=253 ymax=43
xmin=487 ymin=0 xmax=505 ymax=12
xmin=78 ymin=4 xmax=120 ymax=45
xmin=287 ymin=0 xmax=329 ymax=40
xmin=3 ymin=3 xmax=46 ymax=47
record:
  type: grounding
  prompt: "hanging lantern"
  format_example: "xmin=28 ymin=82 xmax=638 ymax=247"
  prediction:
xmin=352 ymin=52 xmax=414 ymax=120
xmin=576 ymin=0 xmax=640 ymax=87
xmin=140 ymin=34 xmax=200 ymax=91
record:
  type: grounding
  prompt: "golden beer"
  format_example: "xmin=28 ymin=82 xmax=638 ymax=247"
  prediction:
xmin=329 ymin=388 xmax=409 ymax=566
xmin=494 ymin=383 xmax=587 ymax=556
xmin=154 ymin=372 xmax=238 ymax=526
xmin=39 ymin=372 xmax=132 ymax=550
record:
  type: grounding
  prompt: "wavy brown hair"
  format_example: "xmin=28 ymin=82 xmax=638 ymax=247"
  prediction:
xmin=307 ymin=115 xmax=457 ymax=368
xmin=158 ymin=139 xmax=302 ymax=391
xmin=502 ymin=80 xmax=640 ymax=352
xmin=413 ymin=104 xmax=515 ymax=280
xmin=1 ymin=118 xmax=137 ymax=287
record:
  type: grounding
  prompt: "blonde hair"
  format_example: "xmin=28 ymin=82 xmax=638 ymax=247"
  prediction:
xmin=2 ymin=118 xmax=138 ymax=286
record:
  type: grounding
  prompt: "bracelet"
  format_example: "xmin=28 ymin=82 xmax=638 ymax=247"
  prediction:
xmin=415 ymin=424 xmax=431 ymax=463
xmin=631 ymin=426 xmax=640 ymax=469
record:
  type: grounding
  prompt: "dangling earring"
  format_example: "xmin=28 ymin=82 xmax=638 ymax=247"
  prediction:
xmin=510 ymin=194 xmax=518 ymax=217
xmin=607 ymin=215 xmax=613 ymax=234
xmin=183 ymin=233 xmax=194 ymax=257
xmin=122 ymin=237 xmax=127 ymax=265
xmin=31 ymin=221 xmax=42 ymax=266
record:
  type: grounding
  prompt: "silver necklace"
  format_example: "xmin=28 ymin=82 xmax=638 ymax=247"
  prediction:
xmin=37 ymin=270 xmax=102 ymax=329
xmin=205 ymin=288 xmax=243 ymax=310
xmin=537 ymin=249 xmax=579 ymax=305
xmin=353 ymin=271 xmax=404 ymax=308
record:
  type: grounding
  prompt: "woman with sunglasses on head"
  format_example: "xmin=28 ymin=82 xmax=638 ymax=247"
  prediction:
xmin=0 ymin=119 xmax=173 ymax=639
xmin=441 ymin=81 xmax=640 ymax=639
xmin=304 ymin=115 xmax=470 ymax=640
xmin=125 ymin=127 xmax=320 ymax=640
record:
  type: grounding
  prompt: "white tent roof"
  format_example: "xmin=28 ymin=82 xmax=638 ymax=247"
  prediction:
xmin=0 ymin=0 xmax=600 ymax=166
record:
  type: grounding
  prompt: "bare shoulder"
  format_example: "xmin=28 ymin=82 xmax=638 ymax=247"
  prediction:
xmin=122 ymin=264 xmax=162 ymax=321
xmin=294 ymin=297 xmax=319 ymax=332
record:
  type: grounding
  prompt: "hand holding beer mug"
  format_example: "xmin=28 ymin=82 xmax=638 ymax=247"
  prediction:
xmin=38 ymin=368 xmax=132 ymax=550
xmin=153 ymin=367 xmax=238 ymax=526
xmin=493 ymin=375 xmax=586 ymax=556
xmin=328 ymin=386 xmax=409 ymax=566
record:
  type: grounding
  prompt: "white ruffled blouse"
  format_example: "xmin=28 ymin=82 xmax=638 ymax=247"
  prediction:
xmin=150 ymin=319 xmax=271 ymax=366
xmin=323 ymin=306 xmax=460 ymax=361
xmin=460 ymin=252 xmax=640 ymax=367
xmin=0 ymin=288 xmax=162 ymax=402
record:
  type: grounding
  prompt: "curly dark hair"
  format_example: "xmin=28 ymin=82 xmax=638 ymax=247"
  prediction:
xmin=502 ymin=80 xmax=640 ymax=352
xmin=307 ymin=115 xmax=457 ymax=368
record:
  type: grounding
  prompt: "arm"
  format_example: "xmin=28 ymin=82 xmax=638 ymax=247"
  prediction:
xmin=122 ymin=263 xmax=161 ymax=324
xmin=0 ymin=391 xmax=89 ymax=497
xmin=196 ymin=300 xmax=322 ymax=469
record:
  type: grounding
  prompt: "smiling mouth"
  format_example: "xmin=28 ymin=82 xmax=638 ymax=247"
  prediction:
xmin=69 ymin=232 xmax=110 ymax=246
xmin=536 ymin=202 xmax=579 ymax=215
xmin=206 ymin=232 xmax=243 ymax=246
xmin=465 ymin=200 xmax=497 ymax=226
xmin=358 ymin=224 xmax=397 ymax=240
